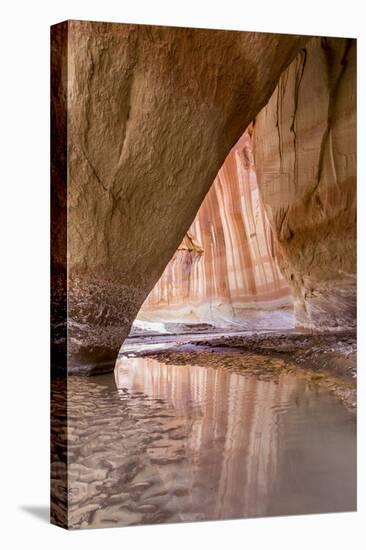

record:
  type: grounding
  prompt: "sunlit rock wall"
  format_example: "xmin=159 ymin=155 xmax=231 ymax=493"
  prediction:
xmin=253 ymin=37 xmax=356 ymax=329
xmin=138 ymin=130 xmax=292 ymax=328
xmin=52 ymin=20 xmax=308 ymax=370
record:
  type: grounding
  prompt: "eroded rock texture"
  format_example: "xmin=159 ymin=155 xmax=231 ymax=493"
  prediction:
xmin=139 ymin=130 xmax=292 ymax=328
xmin=52 ymin=20 xmax=307 ymax=370
xmin=253 ymin=37 xmax=356 ymax=329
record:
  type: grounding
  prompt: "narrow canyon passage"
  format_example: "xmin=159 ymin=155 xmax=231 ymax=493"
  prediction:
xmin=135 ymin=36 xmax=356 ymax=338
xmin=54 ymin=67 xmax=356 ymax=528
xmin=52 ymin=22 xmax=310 ymax=370
xmin=51 ymin=25 xmax=355 ymax=370
xmin=136 ymin=127 xmax=293 ymax=333
xmin=51 ymin=23 xmax=356 ymax=529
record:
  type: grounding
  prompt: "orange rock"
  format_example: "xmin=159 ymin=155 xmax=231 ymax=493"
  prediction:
xmin=139 ymin=130 xmax=292 ymax=326
xmin=51 ymin=21 xmax=306 ymax=369
xmin=253 ymin=37 xmax=356 ymax=329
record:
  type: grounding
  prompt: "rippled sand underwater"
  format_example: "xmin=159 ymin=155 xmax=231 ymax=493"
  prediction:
xmin=51 ymin=353 xmax=356 ymax=529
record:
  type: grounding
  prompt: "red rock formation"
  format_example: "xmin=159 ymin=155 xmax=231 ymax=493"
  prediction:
xmin=51 ymin=21 xmax=307 ymax=370
xmin=253 ymin=37 xmax=356 ymax=329
xmin=138 ymin=130 xmax=292 ymax=328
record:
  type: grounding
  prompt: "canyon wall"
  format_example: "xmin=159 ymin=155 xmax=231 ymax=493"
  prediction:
xmin=138 ymin=130 xmax=292 ymax=329
xmin=52 ymin=21 xmax=307 ymax=370
xmin=253 ymin=37 xmax=356 ymax=329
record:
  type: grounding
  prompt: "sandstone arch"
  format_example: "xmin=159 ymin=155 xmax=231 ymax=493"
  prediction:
xmin=52 ymin=22 xmax=355 ymax=373
xmin=137 ymin=32 xmax=357 ymax=332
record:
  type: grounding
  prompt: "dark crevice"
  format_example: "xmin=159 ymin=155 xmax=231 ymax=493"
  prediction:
xmin=290 ymin=48 xmax=307 ymax=189
xmin=312 ymin=39 xmax=352 ymax=196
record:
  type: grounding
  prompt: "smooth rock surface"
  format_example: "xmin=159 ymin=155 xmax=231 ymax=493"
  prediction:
xmin=139 ymin=130 xmax=292 ymax=328
xmin=52 ymin=21 xmax=307 ymax=370
xmin=253 ymin=37 xmax=356 ymax=329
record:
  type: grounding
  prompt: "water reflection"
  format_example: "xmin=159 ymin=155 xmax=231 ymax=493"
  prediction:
xmin=57 ymin=354 xmax=356 ymax=529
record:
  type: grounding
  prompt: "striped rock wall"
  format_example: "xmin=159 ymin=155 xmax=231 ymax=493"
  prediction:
xmin=138 ymin=129 xmax=292 ymax=328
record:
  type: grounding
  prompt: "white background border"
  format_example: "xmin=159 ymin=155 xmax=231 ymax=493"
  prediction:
xmin=0 ymin=1 xmax=364 ymax=548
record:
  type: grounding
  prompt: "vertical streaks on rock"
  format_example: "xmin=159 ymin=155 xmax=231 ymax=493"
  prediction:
xmin=59 ymin=20 xmax=307 ymax=366
xmin=139 ymin=130 xmax=291 ymax=326
xmin=253 ymin=37 xmax=356 ymax=329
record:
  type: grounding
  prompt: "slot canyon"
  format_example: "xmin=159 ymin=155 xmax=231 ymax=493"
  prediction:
xmin=138 ymin=37 xmax=356 ymax=336
xmin=137 ymin=128 xmax=292 ymax=331
xmin=51 ymin=24 xmax=355 ymax=371
xmin=51 ymin=21 xmax=356 ymax=529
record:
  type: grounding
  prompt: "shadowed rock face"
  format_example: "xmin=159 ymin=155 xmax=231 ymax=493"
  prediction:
xmin=52 ymin=20 xmax=307 ymax=370
xmin=138 ymin=130 xmax=292 ymax=328
xmin=253 ymin=37 xmax=356 ymax=329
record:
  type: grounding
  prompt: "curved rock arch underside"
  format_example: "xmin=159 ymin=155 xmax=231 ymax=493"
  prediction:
xmin=51 ymin=21 xmax=356 ymax=372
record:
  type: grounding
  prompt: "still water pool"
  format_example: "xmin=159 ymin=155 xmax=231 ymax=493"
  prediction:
xmin=55 ymin=352 xmax=356 ymax=528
